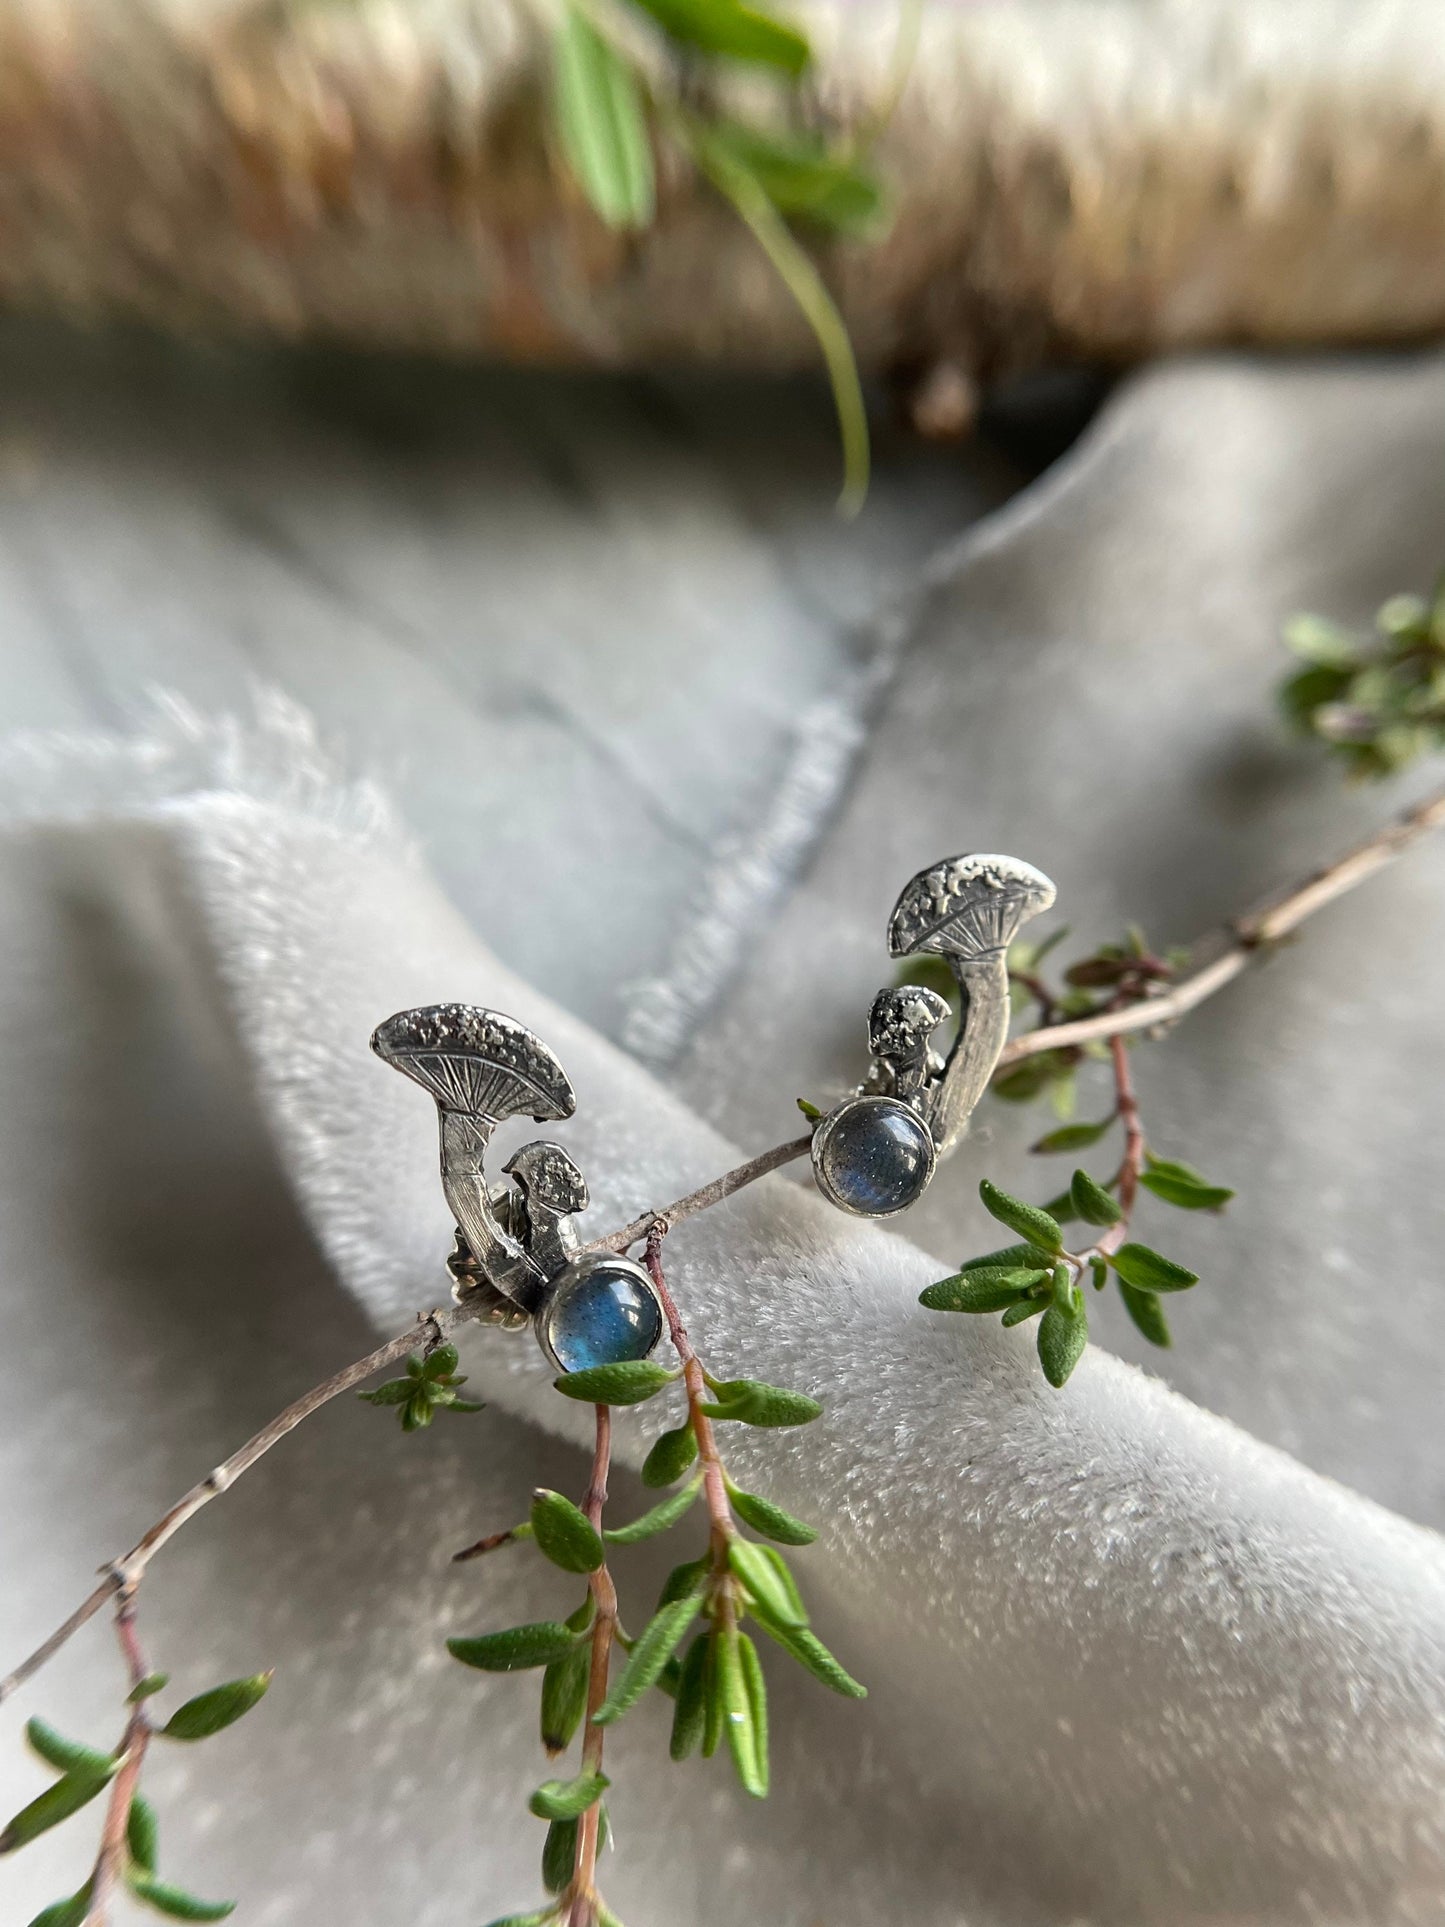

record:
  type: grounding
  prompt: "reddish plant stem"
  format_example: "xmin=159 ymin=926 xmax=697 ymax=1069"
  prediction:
xmin=644 ymin=1226 xmax=733 ymax=1564
xmin=83 ymin=1587 xmax=153 ymax=1927
xmin=568 ymin=1403 xmax=616 ymax=1927
xmin=1097 ymin=1034 xmax=1146 ymax=1258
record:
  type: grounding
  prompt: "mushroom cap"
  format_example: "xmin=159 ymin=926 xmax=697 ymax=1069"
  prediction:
xmin=868 ymin=983 xmax=951 ymax=1058
xmin=370 ymin=1004 xmax=576 ymax=1122
xmin=887 ymin=854 xmax=1056 ymax=961
xmin=504 ymin=1140 xmax=590 ymax=1218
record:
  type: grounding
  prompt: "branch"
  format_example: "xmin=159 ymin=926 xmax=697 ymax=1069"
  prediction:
xmin=83 ymin=1587 xmax=154 ymax=1927
xmin=8 ymin=782 xmax=1443 ymax=1706
xmin=999 ymin=780 xmax=1445 ymax=1064
xmin=0 ymin=1305 xmax=464 ymax=1704
xmin=567 ymin=1406 xmax=616 ymax=1927
xmin=645 ymin=1227 xmax=734 ymax=1565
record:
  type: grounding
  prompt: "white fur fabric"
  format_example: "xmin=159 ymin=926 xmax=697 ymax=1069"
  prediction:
xmin=0 ymin=688 xmax=1441 ymax=1927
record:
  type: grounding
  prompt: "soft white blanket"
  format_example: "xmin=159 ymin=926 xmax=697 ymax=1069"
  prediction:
xmin=1 ymin=360 xmax=1443 ymax=1927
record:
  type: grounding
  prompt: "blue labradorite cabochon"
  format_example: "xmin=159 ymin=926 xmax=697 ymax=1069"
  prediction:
xmin=537 ymin=1254 xmax=665 ymax=1374
xmin=811 ymin=1094 xmax=937 ymax=1218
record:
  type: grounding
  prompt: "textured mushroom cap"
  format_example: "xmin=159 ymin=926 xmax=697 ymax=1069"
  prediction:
xmin=504 ymin=1140 xmax=590 ymax=1217
xmin=868 ymin=984 xmax=951 ymax=1058
xmin=370 ymin=1004 xmax=576 ymax=1122
xmin=887 ymin=854 xmax=1057 ymax=961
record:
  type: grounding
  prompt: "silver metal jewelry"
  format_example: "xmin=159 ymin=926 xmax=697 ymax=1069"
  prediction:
xmin=811 ymin=854 xmax=1057 ymax=1217
xmin=371 ymin=1003 xmax=664 ymax=1372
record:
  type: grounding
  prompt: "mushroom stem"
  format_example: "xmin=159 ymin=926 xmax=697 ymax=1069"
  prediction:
xmin=931 ymin=954 xmax=1013 ymax=1158
xmin=439 ymin=1110 xmax=541 ymax=1304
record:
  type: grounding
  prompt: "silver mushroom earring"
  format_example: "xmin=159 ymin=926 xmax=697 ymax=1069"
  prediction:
xmin=370 ymin=1004 xmax=665 ymax=1372
xmin=811 ymin=853 xmax=1057 ymax=1217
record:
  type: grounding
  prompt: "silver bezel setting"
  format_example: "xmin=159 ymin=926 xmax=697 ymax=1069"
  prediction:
xmin=533 ymin=1251 xmax=666 ymax=1374
xmin=810 ymin=1093 xmax=938 ymax=1220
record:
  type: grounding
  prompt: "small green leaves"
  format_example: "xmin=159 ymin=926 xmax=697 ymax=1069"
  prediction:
xmin=1279 ymin=577 xmax=1445 ymax=776
xmin=1036 ymin=1289 xmax=1089 ymax=1389
xmin=124 ymin=1875 xmax=235 ymax=1921
xmin=920 ymin=1268 xmax=1047 ymax=1313
xmin=603 ymin=1478 xmax=702 ymax=1545
xmin=359 ymin=1346 xmax=482 ymax=1431
xmin=751 ymin=1617 xmax=866 ymax=1698
xmin=553 ymin=6 xmax=655 ymax=231
xmin=481 ymin=1912 xmax=561 ymax=1927
xmin=542 ymin=1815 xmax=578 ymax=1895
xmin=1138 ymin=1155 xmax=1234 ymax=1212
xmin=159 ymin=1674 xmax=271 ymax=1743
xmin=669 ymin=1634 xmax=711 ymax=1760
xmin=24 ymin=1719 xmax=113 ymax=1778
xmin=729 ymin=1539 xmax=805 ymax=1627
xmin=727 ymin=1486 xmax=817 ymax=1546
xmin=698 ymin=1378 xmax=821 ymax=1427
xmin=978 ymin=1180 xmax=1063 ymax=1253
xmin=531 ymin=1491 xmax=606 ymax=1574
xmin=449 ymin=1622 xmax=581 ymax=1673
xmin=796 ymin=1097 xmax=822 ymax=1121
xmin=1031 ymin=1117 xmax=1114 ymax=1154
xmin=656 ymin=1556 xmax=709 ymax=1608
xmin=128 ymin=1674 xmax=170 ymax=1705
xmin=1069 ymin=1168 xmax=1123 ymax=1227
xmin=631 ymin=0 xmax=810 ymax=75
xmin=641 ymin=1422 xmax=698 ymax=1488
xmin=28 ymin=1894 xmax=92 ymax=1927
xmin=716 ymin=1625 xmax=768 ymax=1797
xmin=1000 ymin=1297 xmax=1046 ymax=1327
xmin=1118 ymin=1281 xmax=1171 ymax=1348
xmin=553 ymin=1360 xmax=676 ymax=1406
xmin=1110 ymin=1244 xmax=1199 ymax=1294
xmin=702 ymin=123 xmax=882 ymax=235
xmin=528 ymin=1770 xmax=609 ymax=1822
xmin=595 ymin=1593 xmax=704 ymax=1725
xmin=540 ymin=1642 xmax=591 ymax=1756
xmin=1 ymin=1763 xmax=117 ymax=1853
xmin=127 ymin=1794 xmax=160 ymax=1873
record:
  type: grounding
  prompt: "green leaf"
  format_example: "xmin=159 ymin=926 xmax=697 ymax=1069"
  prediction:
xmin=641 ymin=1422 xmax=698 ymax=1487
xmin=1030 ymin=1117 xmax=1114 ymax=1154
xmin=698 ymin=1378 xmax=821 ymax=1427
xmin=1000 ymin=1297 xmax=1046 ymax=1327
xmin=1139 ymin=1156 xmax=1235 ymax=1211
xmin=528 ymin=1770 xmax=610 ymax=1822
xmin=716 ymin=1625 xmax=766 ymax=1797
xmin=630 ymin=0 xmax=810 ymax=75
xmin=689 ymin=128 xmax=868 ymax=513
xmin=1069 ymin=1168 xmax=1123 ymax=1227
xmin=357 ymin=1379 xmax=413 ymax=1406
xmin=729 ymin=1538 xmax=805 ymax=1627
xmin=1118 ymin=1280 xmax=1171 ymax=1348
xmin=540 ymin=1642 xmax=591 ymax=1756
xmin=553 ymin=6 xmax=655 ymax=231
xmin=128 ymin=1795 xmax=160 ymax=1873
xmin=604 ymin=1477 xmax=702 ymax=1545
xmin=421 ymin=1343 xmax=460 ymax=1381
xmin=656 ymin=1556 xmax=709 ymax=1608
xmin=24 ymin=1719 xmax=113 ymax=1779
xmin=727 ymin=1486 xmax=817 ymax=1546
xmin=700 ymin=1635 xmax=724 ymax=1759
xmin=704 ymin=122 xmax=882 ymax=234
xmin=960 ymin=1242 xmax=1057 ymax=1273
xmin=750 ymin=1614 xmax=865 ymax=1698
xmin=1283 ymin=612 xmax=1357 ymax=665
xmin=1111 ymin=1243 xmax=1199 ymax=1294
xmin=449 ymin=1622 xmax=581 ymax=1672
xmin=481 ymin=1912 xmax=560 ymax=1927
xmin=735 ymin=1630 xmax=769 ymax=1797
xmin=1036 ymin=1299 xmax=1088 ymax=1388
xmin=920 ymin=1267 xmax=1047 ymax=1313
xmin=542 ymin=1815 xmax=579 ymax=1895
xmin=27 ymin=1891 xmax=92 ymax=1927
xmin=127 ymin=1674 xmax=170 ymax=1705
xmin=978 ymin=1179 xmax=1063 ymax=1253
xmin=531 ymin=1490 xmax=606 ymax=1574
xmin=553 ymin=1360 xmax=676 ymax=1406
xmin=1 ymin=1763 xmax=117 ymax=1854
xmin=159 ymin=1674 xmax=271 ymax=1743
xmin=594 ymin=1593 xmax=704 ymax=1725
xmin=796 ymin=1096 xmax=822 ymax=1121
xmin=125 ymin=1875 xmax=235 ymax=1921
xmin=669 ymin=1633 xmax=710 ymax=1760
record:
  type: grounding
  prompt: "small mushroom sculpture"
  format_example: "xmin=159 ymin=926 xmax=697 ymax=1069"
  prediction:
xmin=811 ymin=853 xmax=1057 ymax=1218
xmin=371 ymin=1003 xmax=663 ymax=1372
